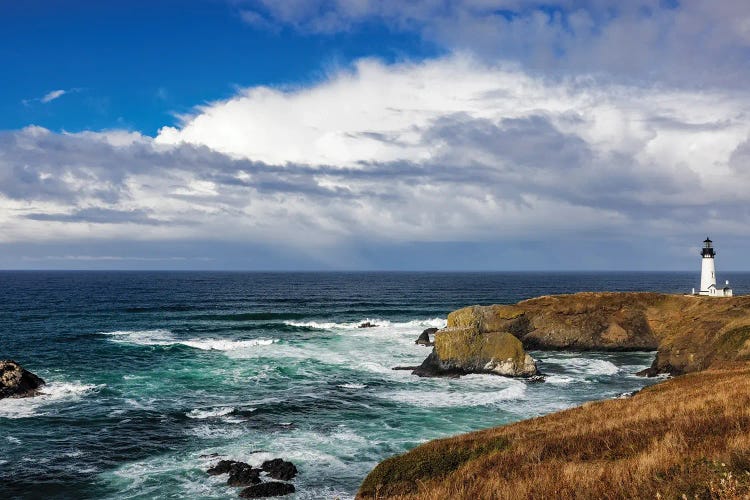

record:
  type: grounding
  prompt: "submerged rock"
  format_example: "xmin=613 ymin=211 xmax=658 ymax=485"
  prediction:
xmin=0 ymin=360 xmax=45 ymax=399
xmin=358 ymin=322 xmax=377 ymax=328
xmin=415 ymin=328 xmax=437 ymax=346
xmin=261 ymin=458 xmax=297 ymax=481
xmin=239 ymin=481 xmax=295 ymax=498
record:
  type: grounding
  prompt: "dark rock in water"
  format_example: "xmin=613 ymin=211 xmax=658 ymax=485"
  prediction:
xmin=415 ymin=327 xmax=437 ymax=346
xmin=227 ymin=463 xmax=262 ymax=486
xmin=392 ymin=366 xmax=420 ymax=371
xmin=239 ymin=481 xmax=295 ymax=498
xmin=0 ymin=360 xmax=45 ymax=399
xmin=207 ymin=460 xmax=240 ymax=476
xmin=207 ymin=460 xmax=262 ymax=486
xmin=358 ymin=322 xmax=377 ymax=328
xmin=261 ymin=458 xmax=298 ymax=480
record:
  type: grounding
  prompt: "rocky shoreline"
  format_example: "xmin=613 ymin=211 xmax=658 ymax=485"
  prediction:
xmin=364 ymin=291 xmax=750 ymax=498
xmin=408 ymin=292 xmax=750 ymax=378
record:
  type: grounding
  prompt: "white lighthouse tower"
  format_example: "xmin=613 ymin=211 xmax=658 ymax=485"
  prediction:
xmin=698 ymin=237 xmax=732 ymax=297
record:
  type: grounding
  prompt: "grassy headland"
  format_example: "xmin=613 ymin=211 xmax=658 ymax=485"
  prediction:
xmin=359 ymin=363 xmax=750 ymax=499
xmin=360 ymin=292 xmax=750 ymax=498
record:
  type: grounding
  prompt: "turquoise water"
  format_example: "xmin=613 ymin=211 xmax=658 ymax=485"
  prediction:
xmin=3 ymin=271 xmax=745 ymax=499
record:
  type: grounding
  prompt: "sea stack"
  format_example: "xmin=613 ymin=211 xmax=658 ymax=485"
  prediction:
xmin=0 ymin=360 xmax=45 ymax=399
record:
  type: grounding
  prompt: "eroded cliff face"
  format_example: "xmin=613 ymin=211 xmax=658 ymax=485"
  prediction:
xmin=432 ymin=292 xmax=750 ymax=376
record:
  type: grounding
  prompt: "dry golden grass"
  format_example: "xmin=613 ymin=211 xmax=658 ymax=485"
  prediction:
xmin=358 ymin=364 xmax=750 ymax=499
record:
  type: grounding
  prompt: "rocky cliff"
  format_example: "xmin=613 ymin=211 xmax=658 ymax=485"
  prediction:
xmin=420 ymin=292 xmax=750 ymax=377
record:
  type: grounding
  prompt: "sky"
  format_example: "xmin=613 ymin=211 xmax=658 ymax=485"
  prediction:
xmin=2 ymin=0 xmax=750 ymax=270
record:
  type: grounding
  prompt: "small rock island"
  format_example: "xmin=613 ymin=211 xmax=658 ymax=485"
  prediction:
xmin=0 ymin=360 xmax=45 ymax=399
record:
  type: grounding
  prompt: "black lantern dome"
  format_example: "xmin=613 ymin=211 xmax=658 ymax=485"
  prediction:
xmin=702 ymin=237 xmax=715 ymax=258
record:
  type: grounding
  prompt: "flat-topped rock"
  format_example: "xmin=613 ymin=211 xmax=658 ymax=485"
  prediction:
xmin=413 ymin=329 xmax=538 ymax=378
xmin=0 ymin=360 xmax=45 ymax=399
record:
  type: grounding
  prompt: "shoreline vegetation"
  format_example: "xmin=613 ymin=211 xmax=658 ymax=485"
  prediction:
xmin=360 ymin=291 xmax=750 ymax=498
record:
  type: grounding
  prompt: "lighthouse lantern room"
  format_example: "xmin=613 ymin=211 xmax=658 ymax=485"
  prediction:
xmin=698 ymin=238 xmax=732 ymax=297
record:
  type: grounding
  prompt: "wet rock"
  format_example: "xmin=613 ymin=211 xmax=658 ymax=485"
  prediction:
xmin=358 ymin=322 xmax=377 ymax=328
xmin=261 ymin=458 xmax=298 ymax=480
xmin=0 ymin=360 xmax=45 ymax=399
xmin=207 ymin=460 xmax=239 ymax=476
xmin=239 ymin=481 xmax=295 ymax=498
xmin=411 ymin=351 xmax=463 ymax=378
xmin=227 ymin=463 xmax=262 ymax=487
xmin=207 ymin=460 xmax=262 ymax=486
xmin=415 ymin=328 xmax=437 ymax=346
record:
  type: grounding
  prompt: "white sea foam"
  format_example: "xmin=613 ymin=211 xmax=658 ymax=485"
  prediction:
xmin=543 ymin=357 xmax=620 ymax=376
xmin=187 ymin=424 xmax=245 ymax=439
xmin=544 ymin=375 xmax=578 ymax=385
xmin=284 ymin=317 xmax=446 ymax=331
xmin=382 ymin=383 xmax=526 ymax=407
xmin=338 ymin=383 xmax=367 ymax=389
xmin=102 ymin=329 xmax=277 ymax=351
xmin=6 ymin=436 xmax=21 ymax=444
xmin=0 ymin=382 xmax=103 ymax=419
xmin=186 ymin=407 xmax=235 ymax=419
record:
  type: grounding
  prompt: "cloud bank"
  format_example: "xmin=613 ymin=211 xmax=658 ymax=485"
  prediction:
xmin=3 ymin=54 xmax=750 ymax=268
xmin=239 ymin=0 xmax=750 ymax=88
xmin=5 ymin=1 xmax=750 ymax=268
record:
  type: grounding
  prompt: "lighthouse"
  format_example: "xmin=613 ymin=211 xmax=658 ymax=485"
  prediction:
xmin=698 ymin=238 xmax=732 ymax=297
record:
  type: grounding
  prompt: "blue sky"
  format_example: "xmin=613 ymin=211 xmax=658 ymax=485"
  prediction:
xmin=1 ymin=0 xmax=438 ymax=134
xmin=2 ymin=1 xmax=750 ymax=270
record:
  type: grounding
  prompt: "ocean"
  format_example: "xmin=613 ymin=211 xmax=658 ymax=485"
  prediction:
xmin=2 ymin=271 xmax=747 ymax=499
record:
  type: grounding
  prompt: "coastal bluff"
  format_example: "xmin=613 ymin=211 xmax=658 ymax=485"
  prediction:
xmin=416 ymin=292 xmax=750 ymax=377
xmin=358 ymin=363 xmax=750 ymax=499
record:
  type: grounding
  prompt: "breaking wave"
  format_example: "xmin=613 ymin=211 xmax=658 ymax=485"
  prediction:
xmin=186 ymin=407 xmax=235 ymax=419
xmin=101 ymin=330 xmax=277 ymax=351
xmin=0 ymin=382 xmax=103 ymax=419
xmin=283 ymin=318 xmax=446 ymax=331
